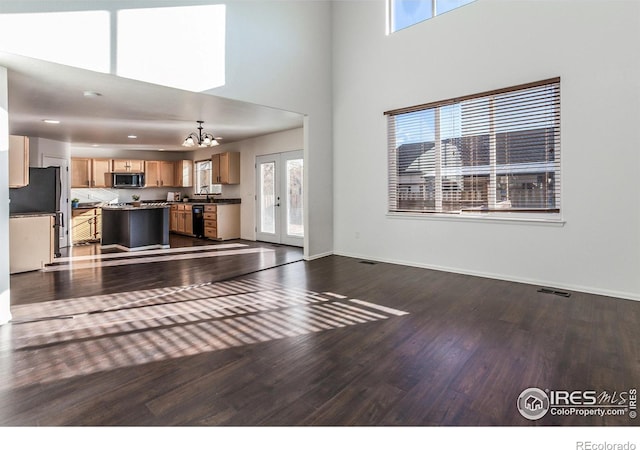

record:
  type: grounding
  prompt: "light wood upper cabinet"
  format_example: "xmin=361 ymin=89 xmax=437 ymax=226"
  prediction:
xmin=71 ymin=158 xmax=112 ymax=188
xmin=174 ymin=160 xmax=193 ymax=187
xmin=212 ymin=152 xmax=240 ymax=185
xmin=9 ymin=135 xmax=29 ymax=188
xmin=112 ymin=159 xmax=144 ymax=172
xmin=145 ymin=160 xmax=175 ymax=187
xmin=71 ymin=158 xmax=91 ymax=188
xmin=159 ymin=161 xmax=175 ymax=187
xmin=144 ymin=161 xmax=160 ymax=187
xmin=92 ymin=159 xmax=112 ymax=187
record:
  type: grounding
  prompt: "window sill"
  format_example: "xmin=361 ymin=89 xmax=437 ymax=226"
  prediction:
xmin=386 ymin=211 xmax=566 ymax=227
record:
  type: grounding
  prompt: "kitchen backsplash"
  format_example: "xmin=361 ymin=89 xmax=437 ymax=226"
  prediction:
xmin=71 ymin=187 xmax=190 ymax=204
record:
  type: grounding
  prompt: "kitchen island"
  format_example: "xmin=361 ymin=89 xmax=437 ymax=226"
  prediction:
xmin=101 ymin=204 xmax=169 ymax=251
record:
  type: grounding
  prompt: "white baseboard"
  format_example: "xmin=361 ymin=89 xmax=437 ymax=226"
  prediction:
xmin=304 ymin=250 xmax=333 ymax=261
xmin=333 ymin=250 xmax=640 ymax=302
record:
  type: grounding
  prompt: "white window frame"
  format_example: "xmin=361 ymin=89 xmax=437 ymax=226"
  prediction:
xmin=194 ymin=159 xmax=213 ymax=195
xmin=385 ymin=78 xmax=563 ymax=225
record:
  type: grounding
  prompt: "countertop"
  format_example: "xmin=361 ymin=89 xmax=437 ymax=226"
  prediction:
xmin=10 ymin=212 xmax=56 ymax=218
xmin=170 ymin=198 xmax=241 ymax=205
xmin=101 ymin=204 xmax=170 ymax=211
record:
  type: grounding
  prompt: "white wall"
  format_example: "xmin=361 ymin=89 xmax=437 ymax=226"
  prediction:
xmin=208 ymin=1 xmax=333 ymax=259
xmin=192 ymin=127 xmax=303 ymax=240
xmin=0 ymin=66 xmax=11 ymax=324
xmin=332 ymin=0 xmax=640 ymax=300
xmin=29 ymin=137 xmax=70 ymax=167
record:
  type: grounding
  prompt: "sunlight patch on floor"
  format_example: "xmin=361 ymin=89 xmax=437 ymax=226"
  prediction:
xmin=1 ymin=279 xmax=409 ymax=390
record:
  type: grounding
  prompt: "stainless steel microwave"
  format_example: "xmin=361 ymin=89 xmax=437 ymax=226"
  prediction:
xmin=113 ymin=173 xmax=145 ymax=188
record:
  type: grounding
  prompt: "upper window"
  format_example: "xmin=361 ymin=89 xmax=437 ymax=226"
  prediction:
xmin=386 ymin=78 xmax=561 ymax=216
xmin=388 ymin=0 xmax=476 ymax=33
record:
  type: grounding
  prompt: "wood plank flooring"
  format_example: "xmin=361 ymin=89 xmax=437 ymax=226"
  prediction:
xmin=1 ymin=245 xmax=638 ymax=426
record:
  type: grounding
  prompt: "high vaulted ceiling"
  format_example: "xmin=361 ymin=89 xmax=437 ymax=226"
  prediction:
xmin=0 ymin=52 xmax=304 ymax=152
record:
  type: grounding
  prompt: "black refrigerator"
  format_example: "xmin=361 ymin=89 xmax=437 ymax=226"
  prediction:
xmin=9 ymin=166 xmax=63 ymax=257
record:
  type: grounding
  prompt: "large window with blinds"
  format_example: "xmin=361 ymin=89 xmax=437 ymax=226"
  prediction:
xmin=386 ymin=78 xmax=561 ymax=216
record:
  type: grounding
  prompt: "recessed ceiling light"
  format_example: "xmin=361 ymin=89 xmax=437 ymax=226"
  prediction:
xmin=83 ymin=91 xmax=102 ymax=97
xmin=127 ymin=135 xmax=137 ymax=139
xmin=42 ymin=119 xmax=60 ymax=124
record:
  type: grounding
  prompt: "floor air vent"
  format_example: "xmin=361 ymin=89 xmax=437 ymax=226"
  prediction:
xmin=359 ymin=260 xmax=377 ymax=265
xmin=538 ymin=287 xmax=571 ymax=298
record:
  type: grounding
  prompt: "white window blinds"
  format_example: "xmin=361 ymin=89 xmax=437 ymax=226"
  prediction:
xmin=386 ymin=78 xmax=560 ymax=215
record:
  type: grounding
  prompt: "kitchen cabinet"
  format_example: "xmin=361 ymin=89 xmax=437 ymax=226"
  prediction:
xmin=101 ymin=205 xmax=169 ymax=251
xmin=174 ymin=160 xmax=193 ymax=187
xmin=212 ymin=152 xmax=240 ymax=185
xmin=9 ymin=135 xmax=29 ymax=188
xmin=145 ymin=161 xmax=175 ymax=187
xmin=71 ymin=158 xmax=112 ymax=188
xmin=9 ymin=214 xmax=54 ymax=274
xmin=112 ymin=159 xmax=144 ymax=173
xmin=171 ymin=203 xmax=193 ymax=235
xmin=170 ymin=204 xmax=179 ymax=231
xmin=72 ymin=207 xmax=101 ymax=243
xmin=204 ymin=203 xmax=240 ymax=240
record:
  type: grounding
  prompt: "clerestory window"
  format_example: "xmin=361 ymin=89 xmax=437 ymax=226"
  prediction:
xmin=388 ymin=0 xmax=477 ymax=33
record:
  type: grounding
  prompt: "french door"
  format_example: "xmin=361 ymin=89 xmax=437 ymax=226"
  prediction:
xmin=256 ymin=150 xmax=303 ymax=247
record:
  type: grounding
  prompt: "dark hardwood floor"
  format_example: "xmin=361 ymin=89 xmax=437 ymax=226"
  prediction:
xmin=9 ymin=236 xmax=304 ymax=305
xmin=1 ymin=242 xmax=638 ymax=426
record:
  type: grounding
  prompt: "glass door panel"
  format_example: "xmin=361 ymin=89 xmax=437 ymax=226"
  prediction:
xmin=260 ymin=161 xmax=276 ymax=234
xmin=286 ymin=158 xmax=303 ymax=238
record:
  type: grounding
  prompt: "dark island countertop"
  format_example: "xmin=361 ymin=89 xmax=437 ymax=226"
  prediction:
xmin=169 ymin=198 xmax=241 ymax=205
xmin=102 ymin=204 xmax=171 ymax=211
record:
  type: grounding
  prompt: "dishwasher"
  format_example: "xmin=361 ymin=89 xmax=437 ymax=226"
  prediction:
xmin=192 ymin=204 xmax=204 ymax=238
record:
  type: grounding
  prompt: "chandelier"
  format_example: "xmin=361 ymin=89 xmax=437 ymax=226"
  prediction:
xmin=182 ymin=120 xmax=219 ymax=147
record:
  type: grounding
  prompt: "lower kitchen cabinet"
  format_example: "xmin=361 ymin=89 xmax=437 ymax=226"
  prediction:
xmin=9 ymin=214 xmax=54 ymax=274
xmin=204 ymin=204 xmax=240 ymax=241
xmin=170 ymin=204 xmax=179 ymax=232
xmin=72 ymin=207 xmax=101 ymax=243
xmin=170 ymin=204 xmax=194 ymax=236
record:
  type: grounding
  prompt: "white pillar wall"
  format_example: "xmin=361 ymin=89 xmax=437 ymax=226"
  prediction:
xmin=0 ymin=66 xmax=11 ymax=325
